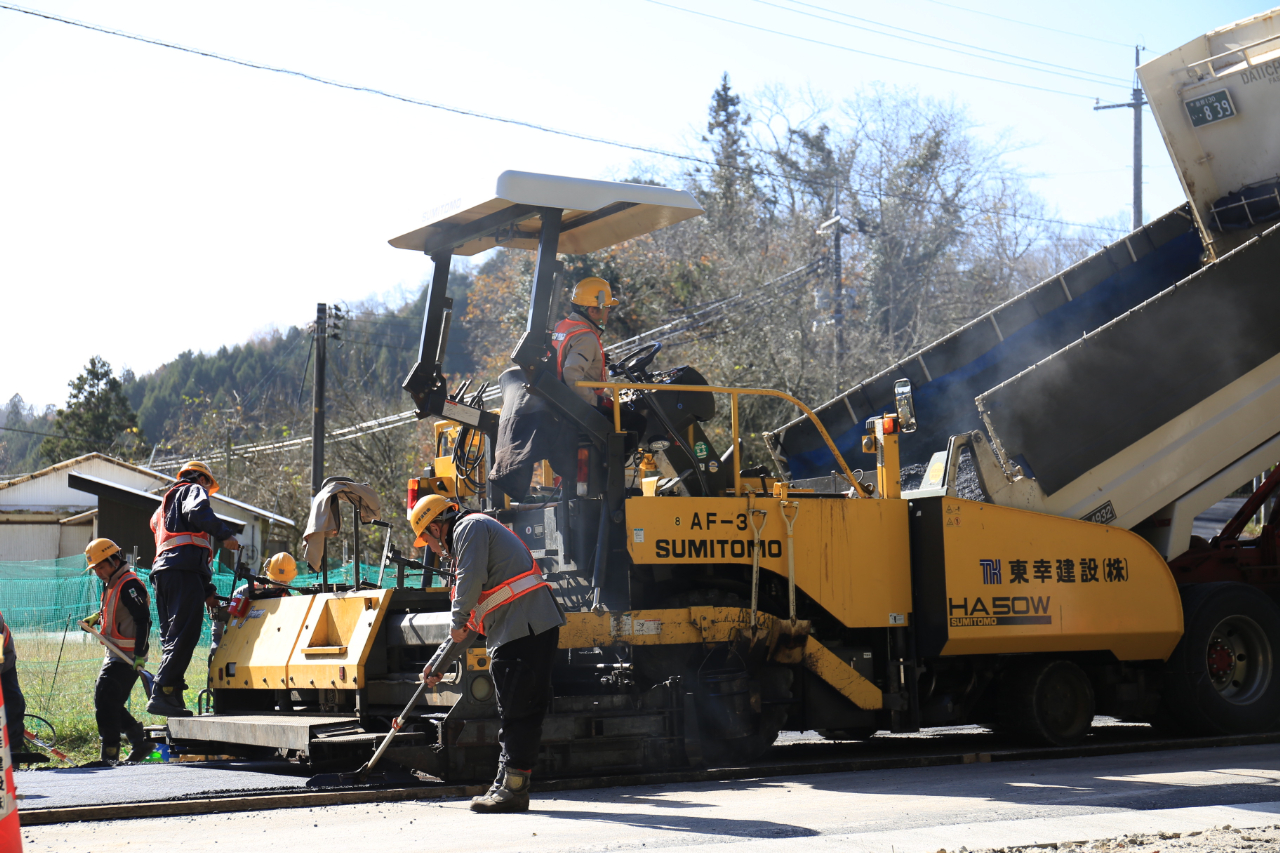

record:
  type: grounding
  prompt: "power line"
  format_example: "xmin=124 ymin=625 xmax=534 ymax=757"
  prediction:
xmin=915 ymin=0 xmax=1137 ymax=48
xmin=0 ymin=424 xmax=69 ymax=439
xmin=0 ymin=3 xmax=719 ymax=169
xmin=760 ymin=0 xmax=1131 ymax=87
xmin=644 ymin=0 xmax=1108 ymax=100
xmin=0 ymin=3 xmax=1125 ymax=236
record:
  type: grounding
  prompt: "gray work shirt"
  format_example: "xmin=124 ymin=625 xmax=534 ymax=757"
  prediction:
xmin=449 ymin=513 xmax=565 ymax=651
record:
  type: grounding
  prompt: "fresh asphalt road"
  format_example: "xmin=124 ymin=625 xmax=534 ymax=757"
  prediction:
xmin=22 ymin=743 xmax=1280 ymax=853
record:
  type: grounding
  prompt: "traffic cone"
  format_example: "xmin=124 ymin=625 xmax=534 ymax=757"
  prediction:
xmin=0 ymin=682 xmax=22 ymax=851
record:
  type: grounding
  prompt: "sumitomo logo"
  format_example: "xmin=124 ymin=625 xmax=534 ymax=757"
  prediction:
xmin=980 ymin=558 xmax=1002 ymax=585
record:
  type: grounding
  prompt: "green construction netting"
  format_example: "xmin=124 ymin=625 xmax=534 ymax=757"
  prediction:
xmin=0 ymin=555 xmax=438 ymax=646
xmin=0 ymin=555 xmax=441 ymax=727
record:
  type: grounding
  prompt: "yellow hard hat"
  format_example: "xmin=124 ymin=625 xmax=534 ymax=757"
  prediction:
xmin=264 ymin=553 xmax=297 ymax=584
xmin=177 ymin=460 xmax=220 ymax=494
xmin=85 ymin=538 xmax=121 ymax=570
xmin=570 ymin=277 xmax=620 ymax=309
xmin=409 ymin=494 xmax=460 ymax=547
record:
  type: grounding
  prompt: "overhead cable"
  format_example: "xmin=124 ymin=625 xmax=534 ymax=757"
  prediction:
xmin=0 ymin=3 xmax=1126 ymax=234
xmin=643 ymin=0 xmax=1112 ymax=100
xmin=915 ymin=0 xmax=1138 ymax=48
xmin=758 ymin=0 xmax=1131 ymax=87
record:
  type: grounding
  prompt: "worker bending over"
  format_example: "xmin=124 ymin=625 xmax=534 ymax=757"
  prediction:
xmin=412 ymin=495 xmax=564 ymax=813
xmin=84 ymin=538 xmax=154 ymax=765
xmin=147 ymin=460 xmax=239 ymax=717
xmin=0 ymin=608 xmax=24 ymax=756
xmin=554 ymin=276 xmax=619 ymax=409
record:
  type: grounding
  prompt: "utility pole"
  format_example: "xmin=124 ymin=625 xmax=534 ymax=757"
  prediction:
xmin=818 ymin=211 xmax=847 ymax=375
xmin=1095 ymin=46 xmax=1147 ymax=231
xmin=311 ymin=303 xmax=327 ymax=497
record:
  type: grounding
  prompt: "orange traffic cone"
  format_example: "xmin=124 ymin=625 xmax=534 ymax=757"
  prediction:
xmin=0 ymin=677 xmax=22 ymax=852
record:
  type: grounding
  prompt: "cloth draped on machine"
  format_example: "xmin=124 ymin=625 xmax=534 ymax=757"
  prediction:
xmin=301 ymin=478 xmax=383 ymax=568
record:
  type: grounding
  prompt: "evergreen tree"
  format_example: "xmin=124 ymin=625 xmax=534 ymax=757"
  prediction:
xmin=40 ymin=356 xmax=143 ymax=462
xmin=699 ymin=73 xmax=759 ymax=229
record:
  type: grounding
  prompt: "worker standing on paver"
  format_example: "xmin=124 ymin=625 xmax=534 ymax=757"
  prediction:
xmin=84 ymin=538 xmax=154 ymax=765
xmin=146 ymin=460 xmax=239 ymax=717
xmin=412 ymin=495 xmax=564 ymax=813
xmin=0 ymin=607 xmax=24 ymax=757
xmin=553 ymin=276 xmax=619 ymax=409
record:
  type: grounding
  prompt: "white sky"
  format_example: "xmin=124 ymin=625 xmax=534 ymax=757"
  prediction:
xmin=0 ymin=0 xmax=1267 ymax=409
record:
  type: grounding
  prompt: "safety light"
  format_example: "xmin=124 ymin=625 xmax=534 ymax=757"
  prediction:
xmin=407 ymin=478 xmax=420 ymax=511
xmin=577 ymin=448 xmax=590 ymax=497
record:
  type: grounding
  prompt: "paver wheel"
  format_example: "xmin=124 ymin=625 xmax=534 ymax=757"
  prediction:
xmin=1162 ymin=582 xmax=1280 ymax=735
xmin=1000 ymin=659 xmax=1095 ymax=747
xmin=639 ymin=590 xmax=790 ymax=764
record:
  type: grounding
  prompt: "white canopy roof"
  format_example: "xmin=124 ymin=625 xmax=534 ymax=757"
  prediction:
xmin=389 ymin=170 xmax=703 ymax=257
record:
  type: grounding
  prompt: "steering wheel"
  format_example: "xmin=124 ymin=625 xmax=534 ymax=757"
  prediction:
xmin=610 ymin=342 xmax=662 ymax=377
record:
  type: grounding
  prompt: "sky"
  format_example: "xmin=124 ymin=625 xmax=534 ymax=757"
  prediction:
xmin=0 ymin=0 xmax=1269 ymax=410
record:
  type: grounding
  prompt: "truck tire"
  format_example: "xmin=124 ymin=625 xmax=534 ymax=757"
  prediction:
xmin=1162 ymin=582 xmax=1280 ymax=735
xmin=1000 ymin=659 xmax=1095 ymax=747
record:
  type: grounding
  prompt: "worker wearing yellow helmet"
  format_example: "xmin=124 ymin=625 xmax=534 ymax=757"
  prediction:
xmin=410 ymin=495 xmax=564 ymax=813
xmin=146 ymin=460 xmax=240 ymax=718
xmin=83 ymin=538 xmax=155 ymax=765
xmin=553 ymin=277 xmax=619 ymax=409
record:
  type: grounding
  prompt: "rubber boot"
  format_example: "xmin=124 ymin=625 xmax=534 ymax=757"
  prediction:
xmin=124 ymin=723 xmax=155 ymax=763
xmin=469 ymin=767 xmax=531 ymax=813
xmin=145 ymin=685 xmax=192 ymax=717
xmin=472 ymin=764 xmax=505 ymax=803
xmin=82 ymin=742 xmax=119 ymax=768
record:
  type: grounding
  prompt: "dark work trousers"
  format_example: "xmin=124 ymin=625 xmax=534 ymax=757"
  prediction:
xmin=153 ymin=570 xmax=207 ymax=690
xmin=95 ymin=657 xmax=140 ymax=748
xmin=0 ymin=667 xmax=25 ymax=754
xmin=490 ymin=625 xmax=559 ymax=772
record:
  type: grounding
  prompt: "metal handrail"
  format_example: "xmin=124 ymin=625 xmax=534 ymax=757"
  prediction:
xmin=577 ymin=381 xmax=858 ymax=497
xmin=1186 ymin=31 xmax=1280 ymax=78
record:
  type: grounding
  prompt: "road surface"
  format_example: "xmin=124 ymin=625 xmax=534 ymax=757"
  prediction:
xmin=22 ymin=742 xmax=1280 ymax=852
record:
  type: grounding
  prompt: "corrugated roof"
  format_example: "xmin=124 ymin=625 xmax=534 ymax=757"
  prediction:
xmin=0 ymin=452 xmax=170 ymax=492
xmin=0 ymin=452 xmax=294 ymax=528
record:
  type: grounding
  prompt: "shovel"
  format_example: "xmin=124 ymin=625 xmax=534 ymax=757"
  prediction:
xmin=79 ymin=620 xmax=155 ymax=698
xmin=306 ymin=629 xmax=476 ymax=788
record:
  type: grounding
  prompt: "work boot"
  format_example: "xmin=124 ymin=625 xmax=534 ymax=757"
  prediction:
xmin=82 ymin=742 xmax=120 ymax=768
xmin=469 ymin=767 xmax=531 ymax=813
xmin=145 ymin=685 xmax=193 ymax=717
xmin=124 ymin=723 xmax=155 ymax=763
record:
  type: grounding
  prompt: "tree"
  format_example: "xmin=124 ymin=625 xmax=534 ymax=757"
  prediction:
xmin=40 ymin=356 xmax=144 ymax=462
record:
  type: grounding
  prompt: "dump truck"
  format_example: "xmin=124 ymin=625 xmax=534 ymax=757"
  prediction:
xmin=165 ymin=9 xmax=1280 ymax=780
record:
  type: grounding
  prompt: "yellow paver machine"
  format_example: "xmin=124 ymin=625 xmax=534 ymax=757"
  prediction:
xmin=168 ymin=13 xmax=1280 ymax=775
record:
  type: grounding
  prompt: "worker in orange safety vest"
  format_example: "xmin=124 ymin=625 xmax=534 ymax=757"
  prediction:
xmin=412 ymin=495 xmax=564 ymax=814
xmin=552 ymin=276 xmax=619 ymax=409
xmin=83 ymin=538 xmax=154 ymax=765
xmin=147 ymin=460 xmax=240 ymax=717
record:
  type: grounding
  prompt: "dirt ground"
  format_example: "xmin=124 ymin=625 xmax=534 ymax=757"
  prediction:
xmin=961 ymin=823 xmax=1280 ymax=853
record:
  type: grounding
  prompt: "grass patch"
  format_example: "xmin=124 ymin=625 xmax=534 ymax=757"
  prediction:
xmin=13 ymin=631 xmax=209 ymax=766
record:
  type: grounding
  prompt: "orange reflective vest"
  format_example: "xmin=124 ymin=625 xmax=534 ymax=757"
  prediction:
xmin=101 ymin=567 xmax=145 ymax=653
xmin=552 ymin=316 xmax=605 ymax=398
xmin=461 ymin=566 xmax=552 ymax=635
xmin=150 ymin=482 xmax=214 ymax=557
xmin=450 ymin=520 xmax=551 ymax=635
